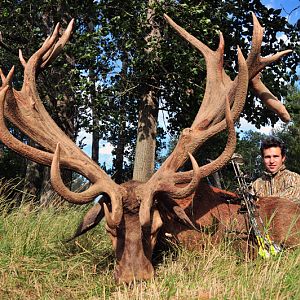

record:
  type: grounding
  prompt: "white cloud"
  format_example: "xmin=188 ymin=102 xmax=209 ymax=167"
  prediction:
xmin=99 ymin=143 xmax=114 ymax=155
xmin=237 ymin=117 xmax=284 ymax=136
xmin=77 ymin=130 xmax=114 ymax=169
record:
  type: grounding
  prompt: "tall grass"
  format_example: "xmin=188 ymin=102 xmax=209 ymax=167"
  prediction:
xmin=0 ymin=178 xmax=299 ymax=299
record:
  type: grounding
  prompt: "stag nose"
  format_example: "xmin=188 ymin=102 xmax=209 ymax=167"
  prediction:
xmin=114 ymin=259 xmax=154 ymax=283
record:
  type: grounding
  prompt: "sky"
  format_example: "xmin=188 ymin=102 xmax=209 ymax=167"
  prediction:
xmin=261 ymin=0 xmax=300 ymax=24
xmin=80 ymin=0 xmax=300 ymax=166
xmin=239 ymin=0 xmax=299 ymax=133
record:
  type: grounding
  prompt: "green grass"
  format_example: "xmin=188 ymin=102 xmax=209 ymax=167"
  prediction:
xmin=0 ymin=179 xmax=300 ymax=299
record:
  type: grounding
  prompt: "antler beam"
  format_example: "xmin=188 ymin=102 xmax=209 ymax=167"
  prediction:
xmin=0 ymin=20 xmax=125 ymax=225
xmin=138 ymin=13 xmax=292 ymax=226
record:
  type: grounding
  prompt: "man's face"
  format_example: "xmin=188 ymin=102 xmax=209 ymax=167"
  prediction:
xmin=262 ymin=146 xmax=286 ymax=174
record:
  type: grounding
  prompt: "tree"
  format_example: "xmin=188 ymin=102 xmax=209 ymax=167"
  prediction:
xmin=275 ymin=86 xmax=300 ymax=174
xmin=96 ymin=0 xmax=299 ymax=182
xmin=236 ymin=130 xmax=266 ymax=177
xmin=0 ymin=0 xmax=106 ymax=204
xmin=229 ymin=86 xmax=300 ymax=186
xmin=1 ymin=0 xmax=298 ymax=189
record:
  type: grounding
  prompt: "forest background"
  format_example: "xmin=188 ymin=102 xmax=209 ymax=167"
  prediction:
xmin=0 ymin=0 xmax=299 ymax=205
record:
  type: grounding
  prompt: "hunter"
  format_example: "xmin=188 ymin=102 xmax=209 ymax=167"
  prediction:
xmin=252 ymin=136 xmax=300 ymax=203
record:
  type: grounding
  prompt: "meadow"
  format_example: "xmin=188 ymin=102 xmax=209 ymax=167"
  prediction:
xmin=0 ymin=179 xmax=299 ymax=300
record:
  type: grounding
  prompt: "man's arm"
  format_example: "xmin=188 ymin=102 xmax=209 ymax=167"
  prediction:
xmin=271 ymin=172 xmax=300 ymax=203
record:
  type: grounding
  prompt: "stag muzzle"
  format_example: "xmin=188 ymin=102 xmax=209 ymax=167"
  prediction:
xmin=113 ymin=223 xmax=156 ymax=283
xmin=114 ymin=254 xmax=154 ymax=284
xmin=111 ymin=207 xmax=161 ymax=283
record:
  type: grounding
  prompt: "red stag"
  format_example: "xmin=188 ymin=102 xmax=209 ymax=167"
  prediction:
xmin=0 ymin=13 xmax=298 ymax=283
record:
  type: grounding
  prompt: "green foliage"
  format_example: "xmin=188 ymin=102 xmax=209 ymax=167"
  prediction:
xmin=0 ymin=147 xmax=26 ymax=179
xmin=236 ymin=130 xmax=266 ymax=179
xmin=285 ymin=85 xmax=300 ymax=126
xmin=0 ymin=0 xmax=298 ymax=181
xmin=96 ymin=0 xmax=299 ymax=177
xmin=274 ymin=86 xmax=300 ymax=174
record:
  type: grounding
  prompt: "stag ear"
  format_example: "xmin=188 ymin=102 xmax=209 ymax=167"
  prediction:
xmin=156 ymin=195 xmax=199 ymax=231
xmin=66 ymin=202 xmax=104 ymax=242
xmin=172 ymin=205 xmax=199 ymax=231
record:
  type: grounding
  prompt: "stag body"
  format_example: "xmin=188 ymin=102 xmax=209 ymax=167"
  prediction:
xmin=0 ymin=14 xmax=294 ymax=283
xmin=159 ymin=182 xmax=300 ymax=252
xmin=79 ymin=181 xmax=300 ymax=282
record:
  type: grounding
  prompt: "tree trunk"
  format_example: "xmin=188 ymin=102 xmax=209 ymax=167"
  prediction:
xmin=24 ymin=140 xmax=42 ymax=200
xmin=92 ymin=117 xmax=100 ymax=164
xmin=114 ymin=119 xmax=126 ymax=183
xmin=114 ymin=53 xmax=129 ymax=183
xmin=90 ymin=67 xmax=100 ymax=164
xmin=133 ymin=90 xmax=159 ymax=182
xmin=132 ymin=0 xmax=160 ymax=182
xmin=24 ymin=159 xmax=41 ymax=197
xmin=211 ymin=171 xmax=223 ymax=189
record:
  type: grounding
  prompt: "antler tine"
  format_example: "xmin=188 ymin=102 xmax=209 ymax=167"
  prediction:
xmin=247 ymin=12 xmax=292 ymax=80
xmin=246 ymin=12 xmax=264 ymax=71
xmin=251 ymin=73 xmax=291 ymax=122
xmin=18 ymin=49 xmax=27 ymax=68
xmin=164 ymin=14 xmax=232 ymax=129
xmin=0 ymin=66 xmax=14 ymax=88
xmin=0 ymin=22 xmax=126 ymax=225
xmin=20 ymin=22 xmax=61 ymax=71
xmin=0 ymin=68 xmax=6 ymax=84
xmin=17 ymin=20 xmax=75 ymax=72
xmin=50 ymin=143 xmax=124 ymax=224
xmin=163 ymin=14 xmax=222 ymax=59
xmin=139 ymin=13 xmax=292 ymax=226
xmin=50 ymin=144 xmax=108 ymax=201
xmin=41 ymin=19 xmax=75 ymax=69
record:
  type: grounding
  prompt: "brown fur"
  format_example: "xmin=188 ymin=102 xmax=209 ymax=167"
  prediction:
xmin=73 ymin=180 xmax=300 ymax=283
xmin=104 ymin=180 xmax=162 ymax=283
xmin=159 ymin=182 xmax=300 ymax=252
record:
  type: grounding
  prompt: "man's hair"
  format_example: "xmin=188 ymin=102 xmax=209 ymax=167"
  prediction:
xmin=260 ymin=136 xmax=286 ymax=157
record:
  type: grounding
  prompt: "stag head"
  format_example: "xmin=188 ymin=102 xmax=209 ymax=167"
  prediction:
xmin=0 ymin=13 xmax=291 ymax=283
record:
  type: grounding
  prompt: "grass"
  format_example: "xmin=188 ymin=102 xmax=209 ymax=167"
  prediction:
xmin=0 ymin=179 xmax=300 ymax=299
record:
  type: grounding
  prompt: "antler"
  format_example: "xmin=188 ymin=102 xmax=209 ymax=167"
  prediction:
xmin=138 ymin=13 xmax=292 ymax=226
xmin=0 ymin=20 xmax=126 ymax=225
